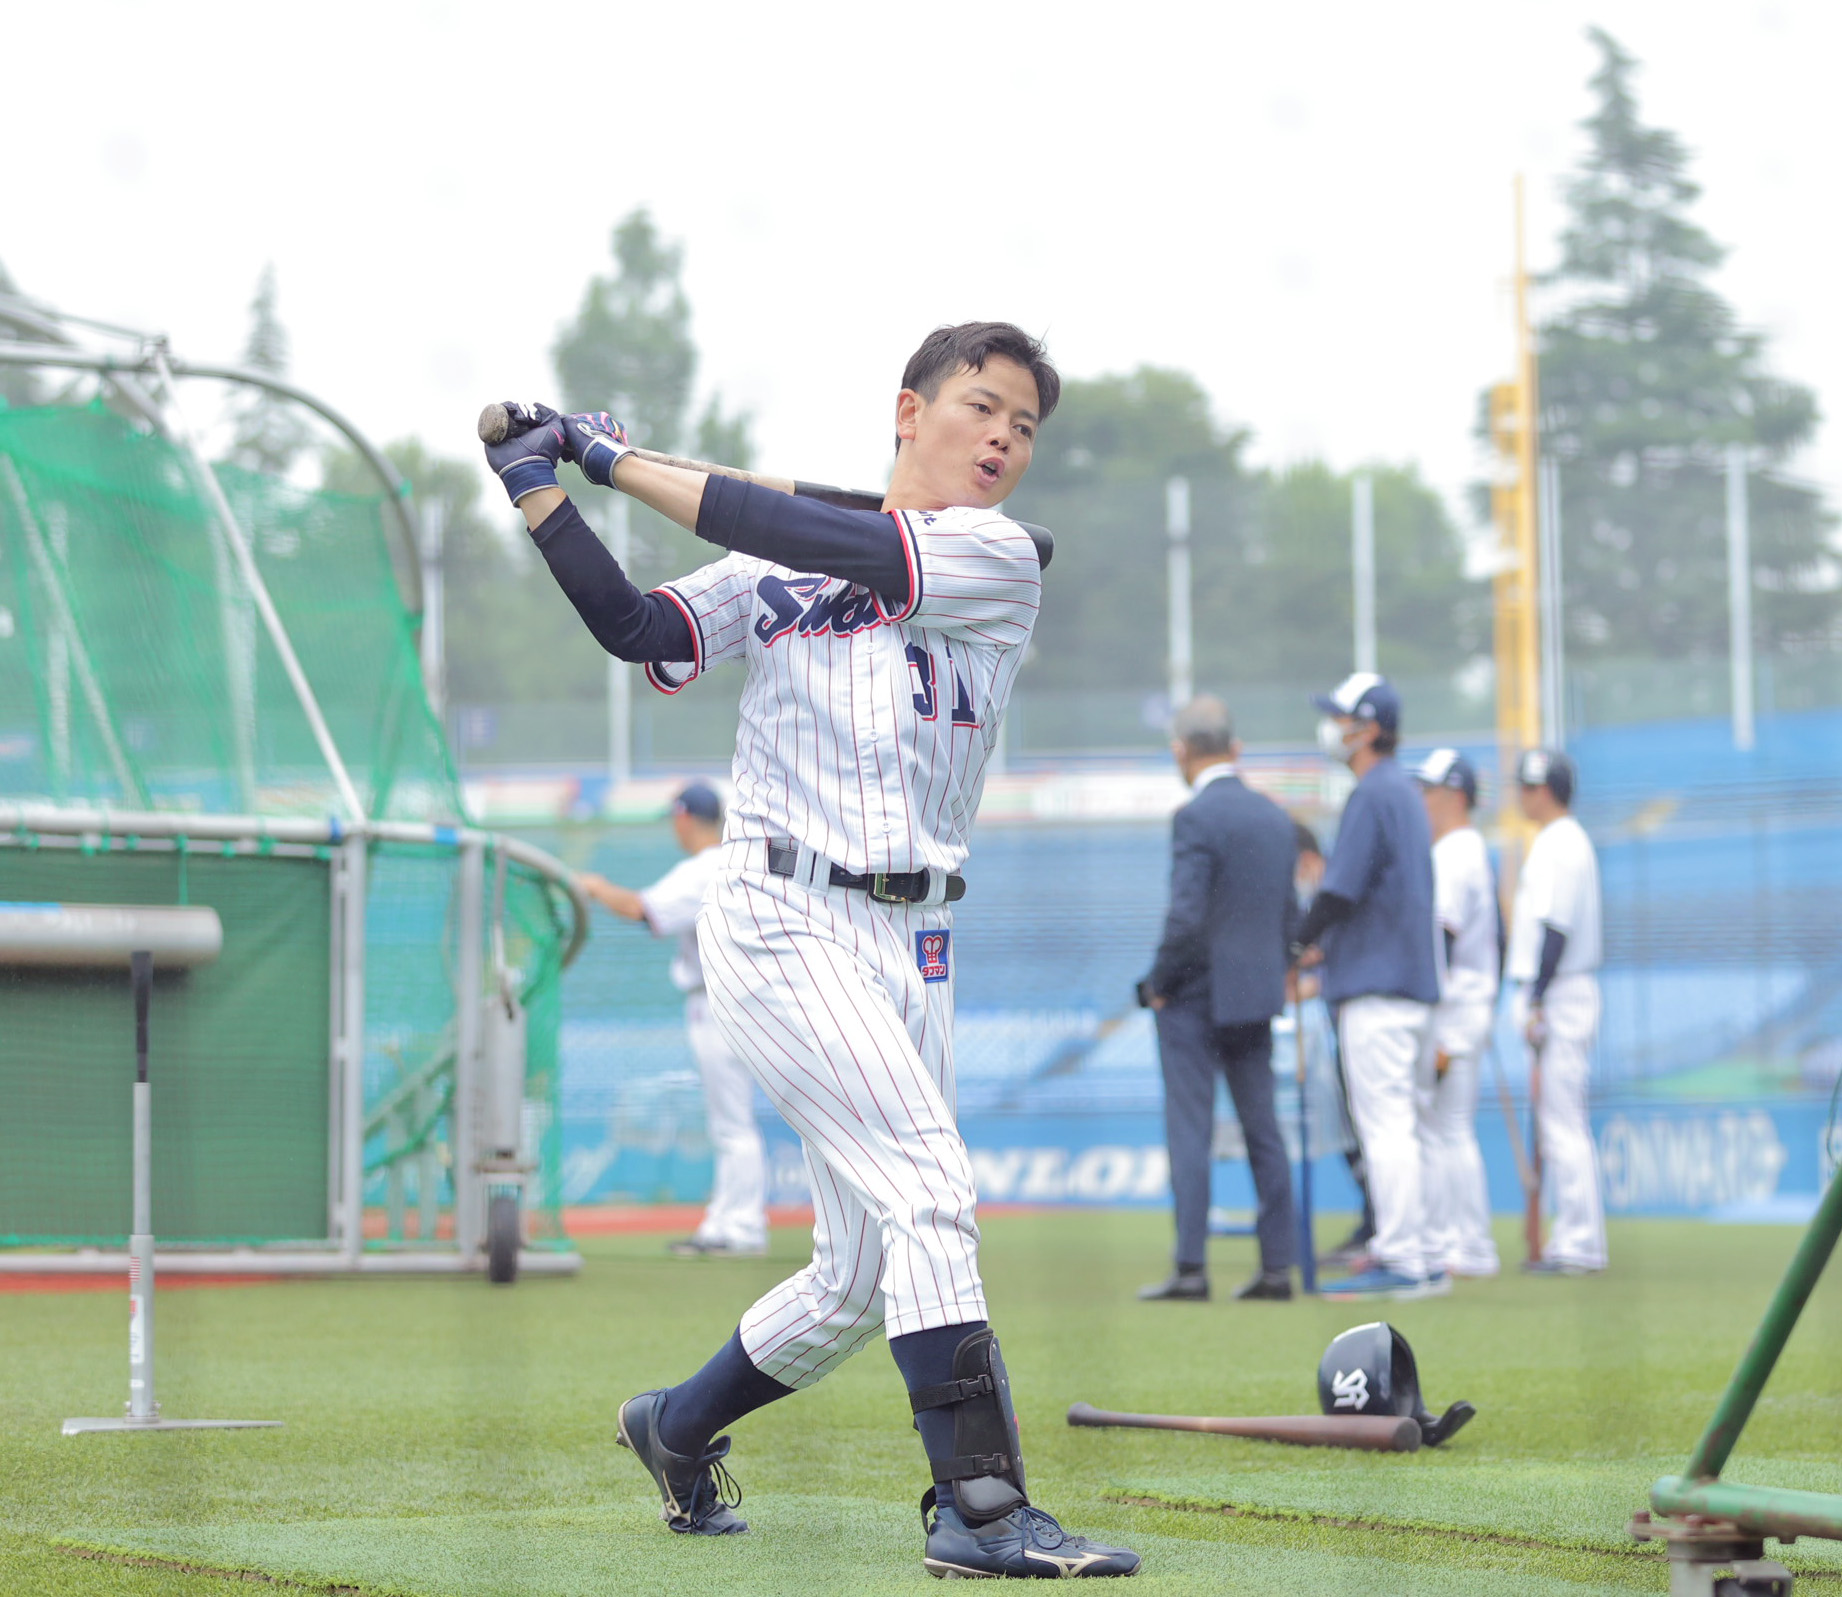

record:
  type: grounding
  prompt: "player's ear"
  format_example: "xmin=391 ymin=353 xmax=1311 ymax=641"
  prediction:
xmin=894 ymin=388 xmax=923 ymax=447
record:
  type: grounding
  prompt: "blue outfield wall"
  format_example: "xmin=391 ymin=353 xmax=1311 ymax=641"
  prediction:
xmin=559 ymin=1088 xmax=1842 ymax=1224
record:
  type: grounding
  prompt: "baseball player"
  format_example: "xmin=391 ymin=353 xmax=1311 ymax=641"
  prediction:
xmin=1507 ymin=749 xmax=1607 ymax=1275
xmin=1413 ymin=749 xmax=1501 ymax=1279
xmin=578 ymin=782 xmax=768 ymax=1259
xmin=483 ymin=323 xmax=1139 ymax=1578
xmin=1292 ymin=673 xmax=1444 ymax=1300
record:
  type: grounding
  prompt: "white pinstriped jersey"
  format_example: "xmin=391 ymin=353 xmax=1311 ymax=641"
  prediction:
xmin=642 ymin=505 xmax=1040 ymax=875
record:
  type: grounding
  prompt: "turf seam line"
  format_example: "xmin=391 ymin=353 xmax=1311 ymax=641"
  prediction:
xmin=1108 ymin=1492 xmax=1842 ymax=1577
xmin=55 ymin=1542 xmax=365 ymax=1593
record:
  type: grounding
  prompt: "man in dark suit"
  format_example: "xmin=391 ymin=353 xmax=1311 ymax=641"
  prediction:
xmin=1137 ymin=697 xmax=1300 ymax=1303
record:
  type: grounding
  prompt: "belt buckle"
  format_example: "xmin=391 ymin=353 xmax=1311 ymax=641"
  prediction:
xmin=869 ymin=872 xmax=908 ymax=904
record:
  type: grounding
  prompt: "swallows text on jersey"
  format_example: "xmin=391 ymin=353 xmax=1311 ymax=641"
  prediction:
xmin=753 ymin=574 xmax=889 ymax=647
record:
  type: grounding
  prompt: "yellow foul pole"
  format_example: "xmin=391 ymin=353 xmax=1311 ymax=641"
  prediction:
xmin=1492 ymin=176 xmax=1543 ymax=838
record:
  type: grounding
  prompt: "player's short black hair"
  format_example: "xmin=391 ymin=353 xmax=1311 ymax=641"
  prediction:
xmin=899 ymin=322 xmax=1060 ymax=438
xmin=1293 ymin=820 xmax=1322 ymax=860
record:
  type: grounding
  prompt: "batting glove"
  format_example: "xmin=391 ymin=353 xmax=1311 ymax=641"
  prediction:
xmin=484 ymin=400 xmax=568 ymax=505
xmin=565 ymin=411 xmax=635 ymax=490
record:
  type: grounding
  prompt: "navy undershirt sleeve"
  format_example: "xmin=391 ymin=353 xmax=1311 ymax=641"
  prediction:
xmin=696 ymin=475 xmax=909 ymax=602
xmin=528 ymin=498 xmax=695 ymax=664
xmin=1531 ymin=923 xmax=1568 ymax=1004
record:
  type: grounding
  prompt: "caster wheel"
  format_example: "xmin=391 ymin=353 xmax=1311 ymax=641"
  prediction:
xmin=487 ymin=1192 xmax=521 ymax=1284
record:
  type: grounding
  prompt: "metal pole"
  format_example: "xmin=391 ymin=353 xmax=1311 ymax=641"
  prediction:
xmin=149 ymin=350 xmax=366 ymax=824
xmin=1726 ymin=441 xmax=1755 ymax=753
xmin=1538 ymin=456 xmax=1565 ymax=746
xmin=128 ymin=951 xmax=156 ymax=1420
xmin=1166 ymin=476 xmax=1192 ymax=711
xmin=420 ymin=499 xmax=446 ymax=723
xmin=337 ymin=836 xmax=368 ymax=1266
xmin=1351 ymin=472 xmax=1376 ymax=675
xmin=607 ymin=496 xmax=633 ymax=794
xmin=454 ymin=838 xmax=486 ymax=1260
xmin=0 ymin=457 xmax=148 ymax=805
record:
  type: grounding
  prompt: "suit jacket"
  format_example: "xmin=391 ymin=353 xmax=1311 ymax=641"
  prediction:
xmin=1144 ymin=773 xmax=1299 ymax=1027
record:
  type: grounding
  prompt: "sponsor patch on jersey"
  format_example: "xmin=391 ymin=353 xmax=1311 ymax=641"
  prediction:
xmin=916 ymin=929 xmax=951 ymax=983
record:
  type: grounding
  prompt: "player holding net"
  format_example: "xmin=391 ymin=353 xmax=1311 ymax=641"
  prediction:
xmin=483 ymin=324 xmax=1140 ymax=1579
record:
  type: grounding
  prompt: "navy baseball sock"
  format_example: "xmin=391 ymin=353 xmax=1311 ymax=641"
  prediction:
xmin=889 ymin=1319 xmax=989 ymax=1516
xmin=656 ymin=1329 xmax=794 ymax=1457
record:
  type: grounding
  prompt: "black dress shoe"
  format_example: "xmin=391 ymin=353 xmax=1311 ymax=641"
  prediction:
xmin=1232 ymin=1270 xmax=1294 ymax=1302
xmin=1138 ymin=1270 xmax=1209 ymax=1301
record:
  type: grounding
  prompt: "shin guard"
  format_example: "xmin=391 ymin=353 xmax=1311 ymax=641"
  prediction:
xmin=908 ymin=1327 xmax=1028 ymax=1526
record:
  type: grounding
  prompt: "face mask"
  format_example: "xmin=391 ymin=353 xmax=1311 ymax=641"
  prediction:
xmin=1316 ymin=716 xmax=1353 ymax=762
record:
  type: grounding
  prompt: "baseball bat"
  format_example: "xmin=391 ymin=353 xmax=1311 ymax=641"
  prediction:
xmin=1483 ymin=1032 xmax=1537 ymax=1200
xmin=1066 ymin=1402 xmax=1419 ymax=1453
xmin=477 ymin=401 xmax=1055 ymax=567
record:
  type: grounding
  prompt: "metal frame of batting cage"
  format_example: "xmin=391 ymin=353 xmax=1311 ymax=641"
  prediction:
xmin=0 ymin=301 xmax=591 ymax=1278
xmin=0 ymin=803 xmax=589 ymax=1278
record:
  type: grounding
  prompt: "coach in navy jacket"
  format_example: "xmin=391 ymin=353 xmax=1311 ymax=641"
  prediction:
xmin=1137 ymin=697 xmax=1301 ymax=1303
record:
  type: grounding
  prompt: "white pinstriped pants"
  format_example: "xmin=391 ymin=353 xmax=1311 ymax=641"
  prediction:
xmin=696 ymin=841 xmax=986 ymax=1388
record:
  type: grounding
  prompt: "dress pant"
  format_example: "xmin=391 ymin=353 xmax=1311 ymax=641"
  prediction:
xmin=1155 ymin=1001 xmax=1293 ymax=1274
xmin=1424 ymin=998 xmax=1500 ymax=1276
xmin=1513 ymin=975 xmax=1607 ymax=1270
xmin=1338 ymin=995 xmax=1437 ymax=1280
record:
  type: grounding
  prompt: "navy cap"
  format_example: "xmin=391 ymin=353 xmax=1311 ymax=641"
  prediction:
xmin=1310 ymin=671 xmax=1401 ymax=735
xmin=1516 ymin=749 xmax=1575 ymax=807
xmin=1413 ymin=748 xmax=1478 ymax=805
xmin=673 ymin=782 xmax=723 ymax=824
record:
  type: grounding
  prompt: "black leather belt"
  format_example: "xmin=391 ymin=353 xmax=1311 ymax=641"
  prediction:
xmin=765 ymin=840 xmax=966 ymax=904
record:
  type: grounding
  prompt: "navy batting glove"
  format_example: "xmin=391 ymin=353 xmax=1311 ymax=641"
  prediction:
xmin=484 ymin=400 xmax=568 ymax=505
xmin=565 ymin=411 xmax=635 ymax=490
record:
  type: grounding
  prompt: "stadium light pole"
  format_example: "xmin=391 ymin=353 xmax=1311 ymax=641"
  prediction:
xmin=1726 ymin=441 xmax=1755 ymax=753
xmin=1351 ymin=472 xmax=1376 ymax=675
xmin=1537 ymin=456 xmax=1565 ymax=746
xmin=607 ymin=495 xmax=634 ymax=796
xmin=1166 ymin=476 xmax=1192 ymax=712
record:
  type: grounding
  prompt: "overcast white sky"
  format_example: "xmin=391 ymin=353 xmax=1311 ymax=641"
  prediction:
xmin=4 ymin=1 xmax=1837 ymax=533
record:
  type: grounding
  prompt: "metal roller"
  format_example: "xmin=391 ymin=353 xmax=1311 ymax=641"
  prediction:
xmin=0 ymin=903 xmax=223 ymax=968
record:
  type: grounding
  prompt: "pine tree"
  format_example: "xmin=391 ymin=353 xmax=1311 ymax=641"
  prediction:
xmin=1539 ymin=29 xmax=1837 ymax=659
xmin=552 ymin=210 xmax=695 ymax=452
xmin=229 ymin=265 xmax=310 ymax=477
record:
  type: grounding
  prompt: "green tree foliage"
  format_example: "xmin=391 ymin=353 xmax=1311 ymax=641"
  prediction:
xmin=1008 ymin=368 xmax=1480 ymax=695
xmin=323 ymin=441 xmax=609 ymax=704
xmin=229 ymin=265 xmax=310 ymax=477
xmin=550 ymin=210 xmax=753 ymax=593
xmin=553 ymin=210 xmax=695 ymax=452
xmin=1535 ymin=29 xmax=1837 ymax=658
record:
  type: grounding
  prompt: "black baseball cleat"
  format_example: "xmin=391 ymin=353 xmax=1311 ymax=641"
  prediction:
xmin=1232 ymin=1270 xmax=1294 ymax=1302
xmin=922 ymin=1489 xmax=1141 ymax=1578
xmin=1137 ymin=1270 xmax=1208 ymax=1302
xmin=616 ymin=1390 xmax=747 ymax=1535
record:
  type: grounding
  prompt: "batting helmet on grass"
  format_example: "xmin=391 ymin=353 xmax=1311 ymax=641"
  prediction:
xmin=1318 ymin=1322 xmax=1476 ymax=1447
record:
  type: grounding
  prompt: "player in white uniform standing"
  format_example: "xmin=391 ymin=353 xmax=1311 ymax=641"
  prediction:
xmin=483 ymin=324 xmax=1140 ymax=1578
xmin=1506 ymin=749 xmax=1607 ymax=1275
xmin=1413 ymin=750 xmax=1501 ymax=1279
xmin=578 ymin=782 xmax=768 ymax=1258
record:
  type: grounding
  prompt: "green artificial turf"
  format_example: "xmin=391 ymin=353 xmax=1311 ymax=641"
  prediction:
xmin=4 ymin=1212 xmax=1841 ymax=1594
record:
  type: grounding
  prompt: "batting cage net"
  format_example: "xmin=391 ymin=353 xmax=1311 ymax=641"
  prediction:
xmin=0 ymin=401 xmax=579 ymax=1261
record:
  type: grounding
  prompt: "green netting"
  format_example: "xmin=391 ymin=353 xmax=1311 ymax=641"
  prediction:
xmin=0 ymin=846 xmax=330 ymax=1245
xmin=0 ymin=402 xmax=571 ymax=1255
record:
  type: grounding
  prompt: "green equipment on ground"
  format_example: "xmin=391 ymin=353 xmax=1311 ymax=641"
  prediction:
xmin=1631 ymin=1161 xmax=1842 ymax=1594
xmin=0 ymin=297 xmax=588 ymax=1279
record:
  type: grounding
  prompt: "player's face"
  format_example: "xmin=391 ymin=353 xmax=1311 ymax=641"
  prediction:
xmin=897 ymin=358 xmax=1040 ymax=509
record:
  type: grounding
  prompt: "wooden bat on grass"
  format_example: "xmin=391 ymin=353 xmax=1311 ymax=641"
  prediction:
xmin=1067 ymin=1402 xmax=1420 ymax=1453
xmin=477 ymin=401 xmax=1055 ymax=568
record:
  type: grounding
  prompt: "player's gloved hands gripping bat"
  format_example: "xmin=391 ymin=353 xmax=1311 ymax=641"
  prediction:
xmin=564 ymin=412 xmax=635 ymax=489
xmin=483 ymin=400 xmax=569 ymax=505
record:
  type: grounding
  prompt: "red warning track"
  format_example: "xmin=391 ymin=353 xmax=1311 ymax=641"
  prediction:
xmin=0 ymin=1273 xmax=282 ymax=1294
